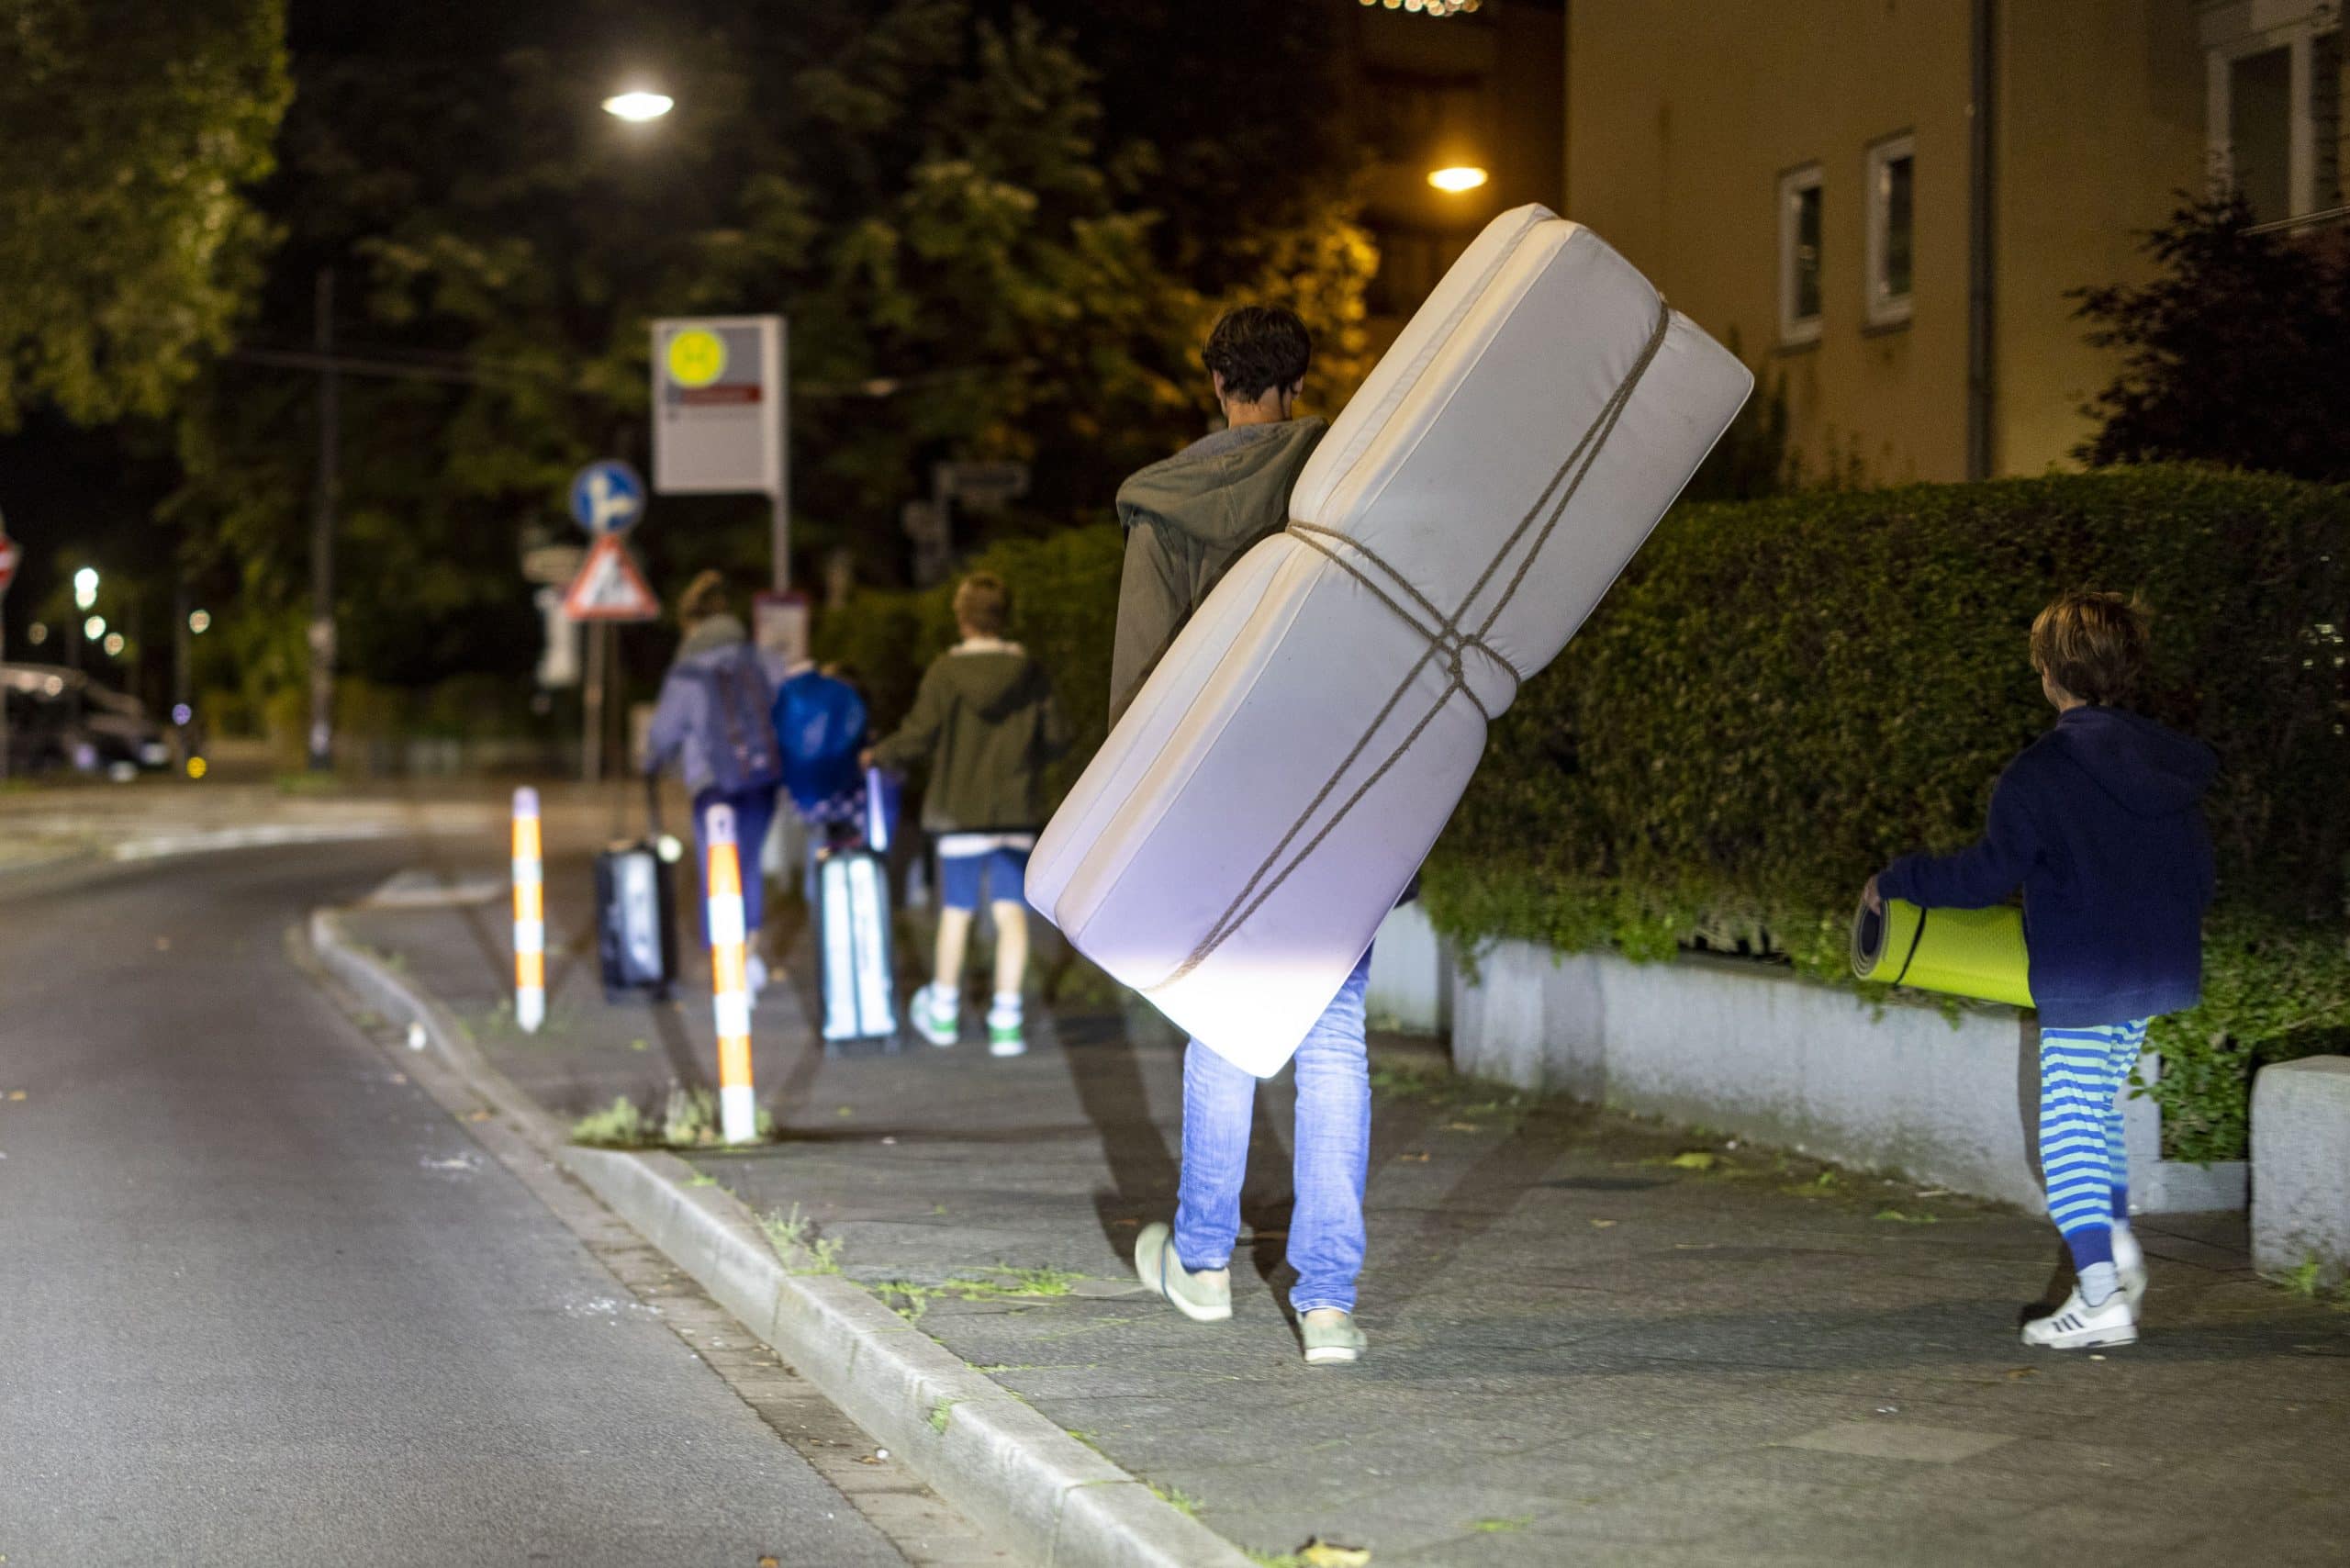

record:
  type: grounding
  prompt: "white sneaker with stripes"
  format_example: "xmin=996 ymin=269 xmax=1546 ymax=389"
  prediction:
xmin=2022 ymin=1287 xmax=2138 ymax=1350
xmin=2113 ymin=1224 xmax=2149 ymax=1312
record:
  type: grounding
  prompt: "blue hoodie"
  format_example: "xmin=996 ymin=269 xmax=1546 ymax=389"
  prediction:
xmin=1877 ymin=706 xmax=2216 ymax=1027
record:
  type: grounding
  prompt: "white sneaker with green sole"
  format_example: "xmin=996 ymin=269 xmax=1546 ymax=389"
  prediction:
xmin=986 ymin=997 xmax=1025 ymax=1058
xmin=912 ymin=985 xmax=959 ymax=1047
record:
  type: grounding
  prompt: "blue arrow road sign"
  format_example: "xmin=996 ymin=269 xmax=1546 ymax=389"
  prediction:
xmin=570 ymin=459 xmax=646 ymax=534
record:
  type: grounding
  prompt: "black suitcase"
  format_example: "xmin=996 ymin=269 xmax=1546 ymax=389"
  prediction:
xmin=814 ymin=846 xmax=897 ymax=1043
xmin=597 ymin=778 xmax=682 ymax=1002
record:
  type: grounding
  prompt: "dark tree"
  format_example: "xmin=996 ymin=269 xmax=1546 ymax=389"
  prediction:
xmin=2073 ymin=191 xmax=2350 ymax=483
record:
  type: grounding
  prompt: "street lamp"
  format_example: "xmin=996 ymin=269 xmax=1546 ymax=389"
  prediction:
xmin=602 ymin=89 xmax=674 ymax=121
xmin=102 ymin=632 xmax=124 ymax=657
xmin=73 ymin=567 xmax=98 ymax=610
xmin=84 ymin=614 xmax=106 ymax=642
xmin=188 ymin=609 xmax=211 ymax=635
xmin=1428 ymin=165 xmax=1490 ymax=194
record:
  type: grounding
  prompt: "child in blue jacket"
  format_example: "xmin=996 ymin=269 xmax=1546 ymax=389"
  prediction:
xmin=1866 ymin=591 xmax=2214 ymax=1350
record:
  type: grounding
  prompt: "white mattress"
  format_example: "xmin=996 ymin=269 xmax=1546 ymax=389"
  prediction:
xmin=1029 ymin=207 xmax=1752 ymax=1075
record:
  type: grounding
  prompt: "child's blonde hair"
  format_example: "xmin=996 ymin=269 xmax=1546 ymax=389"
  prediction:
xmin=677 ymin=568 xmax=731 ymax=627
xmin=954 ymin=572 xmax=1010 ymax=636
xmin=2030 ymin=590 xmax=2151 ymax=707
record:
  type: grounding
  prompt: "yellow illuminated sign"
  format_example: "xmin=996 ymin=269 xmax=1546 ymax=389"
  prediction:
xmin=666 ymin=328 xmax=727 ymax=389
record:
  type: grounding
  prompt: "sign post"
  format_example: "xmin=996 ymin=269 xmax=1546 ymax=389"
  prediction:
xmin=652 ymin=316 xmax=789 ymax=591
xmin=565 ymin=460 xmax=657 ymax=783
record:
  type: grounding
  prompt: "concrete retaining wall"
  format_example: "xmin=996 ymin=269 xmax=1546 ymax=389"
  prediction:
xmin=1374 ymin=913 xmax=2247 ymax=1213
xmin=2252 ymin=1056 xmax=2350 ymax=1285
xmin=1367 ymin=902 xmax=1449 ymax=1036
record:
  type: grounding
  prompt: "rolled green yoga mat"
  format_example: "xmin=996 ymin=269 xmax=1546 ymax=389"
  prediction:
xmin=1851 ymin=895 xmax=2035 ymax=1009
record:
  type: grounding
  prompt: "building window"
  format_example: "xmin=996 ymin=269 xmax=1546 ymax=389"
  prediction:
xmin=1864 ymin=134 xmax=1915 ymax=328
xmin=1777 ymin=163 xmax=1823 ymax=347
xmin=2205 ymin=13 xmax=2346 ymax=226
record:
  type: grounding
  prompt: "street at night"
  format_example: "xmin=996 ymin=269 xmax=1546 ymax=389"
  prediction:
xmin=5 ymin=3 xmax=2348 ymax=1565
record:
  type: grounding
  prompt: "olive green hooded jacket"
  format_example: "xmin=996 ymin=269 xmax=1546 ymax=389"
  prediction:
xmin=869 ymin=640 xmax=1071 ymax=834
xmin=1107 ymin=417 xmax=1328 ymax=726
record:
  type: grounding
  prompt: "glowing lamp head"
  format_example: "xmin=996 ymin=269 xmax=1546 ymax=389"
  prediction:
xmin=73 ymin=567 xmax=99 ymax=610
xmin=84 ymin=615 xmax=106 ymax=641
xmin=602 ymin=90 xmax=674 ymax=122
xmin=1428 ymin=166 xmax=1490 ymax=195
xmin=188 ymin=609 xmax=212 ymax=635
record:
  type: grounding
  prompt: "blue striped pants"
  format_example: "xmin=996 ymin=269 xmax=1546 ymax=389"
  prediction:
xmin=2040 ymin=1019 xmax=2147 ymax=1270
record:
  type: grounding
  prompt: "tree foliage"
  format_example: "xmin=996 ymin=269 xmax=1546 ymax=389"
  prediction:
xmin=0 ymin=0 xmax=290 ymax=429
xmin=2074 ymin=191 xmax=2350 ymax=482
xmin=165 ymin=0 xmax=1374 ymax=715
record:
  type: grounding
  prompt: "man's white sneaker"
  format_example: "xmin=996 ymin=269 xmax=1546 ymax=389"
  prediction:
xmin=1133 ymin=1222 xmax=1231 ymax=1323
xmin=2021 ymin=1287 xmax=2138 ymax=1350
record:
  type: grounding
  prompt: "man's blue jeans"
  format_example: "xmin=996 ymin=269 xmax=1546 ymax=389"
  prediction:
xmin=1172 ymin=947 xmax=1372 ymax=1315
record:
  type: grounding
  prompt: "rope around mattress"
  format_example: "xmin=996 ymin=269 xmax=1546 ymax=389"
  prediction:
xmin=1140 ymin=295 xmax=1675 ymax=997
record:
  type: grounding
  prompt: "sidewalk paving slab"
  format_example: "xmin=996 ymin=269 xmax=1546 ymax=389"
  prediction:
xmin=337 ymin=846 xmax=2350 ymax=1568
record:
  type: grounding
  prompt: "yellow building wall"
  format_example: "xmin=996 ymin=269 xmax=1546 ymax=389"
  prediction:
xmin=1568 ymin=0 xmax=1975 ymax=485
xmin=1567 ymin=1 xmax=2208 ymax=485
xmin=1994 ymin=4 xmax=2206 ymax=475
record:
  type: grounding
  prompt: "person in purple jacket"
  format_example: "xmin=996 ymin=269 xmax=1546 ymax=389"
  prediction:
xmin=1865 ymin=590 xmax=2214 ymax=1350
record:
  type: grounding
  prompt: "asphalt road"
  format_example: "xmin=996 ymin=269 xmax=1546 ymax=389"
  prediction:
xmin=0 ymin=843 xmax=910 ymax=1567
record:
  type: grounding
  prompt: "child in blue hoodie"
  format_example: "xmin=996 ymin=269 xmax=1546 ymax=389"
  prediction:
xmin=1866 ymin=591 xmax=2215 ymax=1350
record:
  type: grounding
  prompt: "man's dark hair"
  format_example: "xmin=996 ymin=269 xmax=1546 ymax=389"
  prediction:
xmin=1203 ymin=305 xmax=1312 ymax=403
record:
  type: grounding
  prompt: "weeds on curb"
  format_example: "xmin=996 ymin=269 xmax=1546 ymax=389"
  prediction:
xmin=565 ymin=1087 xmax=775 ymax=1148
xmin=1147 ymin=1483 xmax=1201 ymax=1518
xmin=2266 ymin=1253 xmax=2350 ymax=1305
xmin=759 ymin=1204 xmax=845 ymax=1274
xmin=868 ymin=1266 xmax=1084 ymax=1321
xmin=927 ymin=1397 xmax=958 ymax=1434
xmin=1472 ymin=1516 xmax=1533 ymax=1533
xmin=571 ymin=1097 xmax=649 ymax=1147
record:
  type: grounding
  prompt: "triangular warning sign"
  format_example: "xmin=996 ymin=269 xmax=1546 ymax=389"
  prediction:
xmin=562 ymin=534 xmax=661 ymax=622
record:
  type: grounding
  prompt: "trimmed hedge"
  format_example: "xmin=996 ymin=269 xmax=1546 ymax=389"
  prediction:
xmin=823 ymin=467 xmax=2350 ymax=1160
xmin=1424 ymin=465 xmax=2350 ymax=1160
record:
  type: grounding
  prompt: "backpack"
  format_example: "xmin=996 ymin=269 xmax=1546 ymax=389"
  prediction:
xmin=774 ymin=669 xmax=867 ymax=813
xmin=696 ymin=649 xmax=784 ymax=794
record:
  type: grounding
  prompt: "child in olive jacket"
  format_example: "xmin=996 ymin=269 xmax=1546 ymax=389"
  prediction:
xmin=868 ymin=573 xmax=1069 ymax=1056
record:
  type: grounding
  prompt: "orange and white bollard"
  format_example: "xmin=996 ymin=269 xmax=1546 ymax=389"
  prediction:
xmin=703 ymin=803 xmax=757 ymax=1145
xmin=511 ymin=787 xmax=545 ymax=1034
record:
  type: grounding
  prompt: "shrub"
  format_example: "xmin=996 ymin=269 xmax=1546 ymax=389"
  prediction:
xmin=1424 ymin=465 xmax=2350 ymax=1160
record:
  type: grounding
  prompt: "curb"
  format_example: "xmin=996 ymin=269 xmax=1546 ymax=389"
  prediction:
xmin=308 ymin=905 xmax=1252 ymax=1568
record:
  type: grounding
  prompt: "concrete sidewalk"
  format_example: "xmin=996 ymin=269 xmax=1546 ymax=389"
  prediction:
xmin=340 ymin=846 xmax=2350 ymax=1568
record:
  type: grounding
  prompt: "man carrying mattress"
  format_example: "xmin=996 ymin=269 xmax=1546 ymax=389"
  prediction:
xmin=1113 ymin=305 xmax=1372 ymax=1366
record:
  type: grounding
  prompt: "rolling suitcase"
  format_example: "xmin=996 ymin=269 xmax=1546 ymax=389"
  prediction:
xmin=598 ymin=778 xmax=682 ymax=1002
xmin=815 ymin=846 xmax=897 ymax=1043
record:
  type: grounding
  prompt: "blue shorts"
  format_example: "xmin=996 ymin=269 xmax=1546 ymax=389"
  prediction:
xmin=938 ymin=846 xmax=1028 ymax=912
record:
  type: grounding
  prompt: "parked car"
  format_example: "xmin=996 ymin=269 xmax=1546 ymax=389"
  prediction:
xmin=0 ymin=664 xmax=171 ymax=778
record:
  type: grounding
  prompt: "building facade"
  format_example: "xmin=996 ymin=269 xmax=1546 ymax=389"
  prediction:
xmin=1563 ymin=1 xmax=2344 ymax=485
